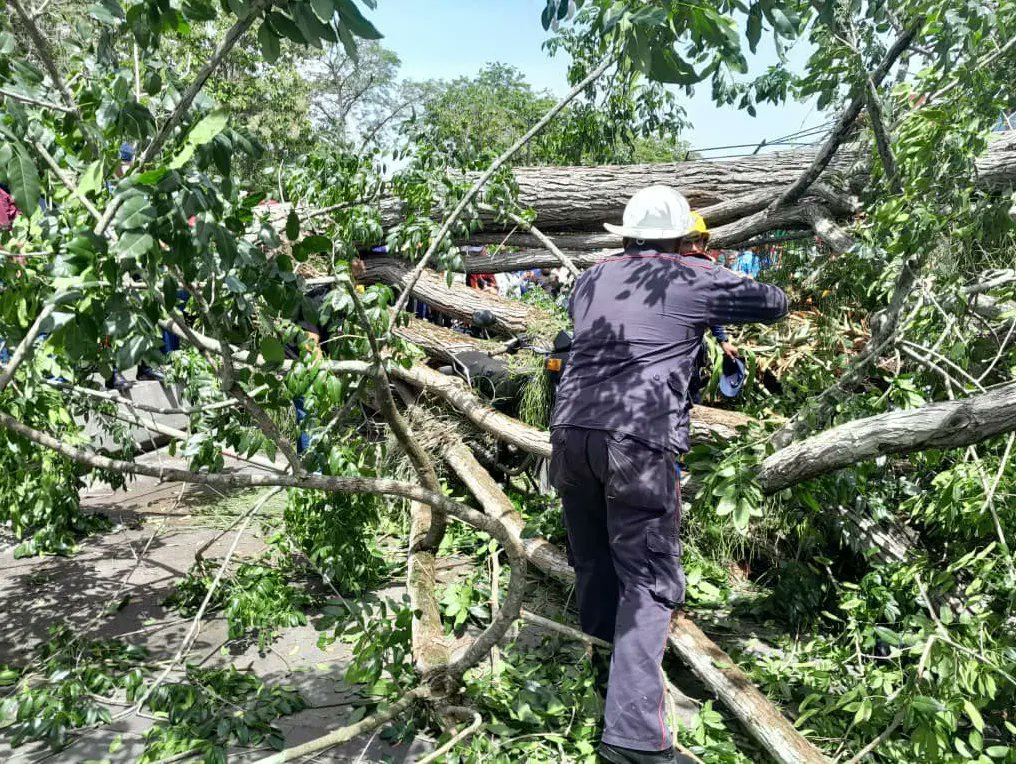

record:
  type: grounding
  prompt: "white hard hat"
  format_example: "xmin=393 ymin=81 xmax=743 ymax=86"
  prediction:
xmin=603 ymin=185 xmax=695 ymax=240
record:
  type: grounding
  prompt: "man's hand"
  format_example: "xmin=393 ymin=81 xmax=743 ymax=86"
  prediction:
xmin=721 ymin=341 xmax=739 ymax=359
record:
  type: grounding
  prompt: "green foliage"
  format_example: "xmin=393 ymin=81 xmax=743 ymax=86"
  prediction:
xmin=318 ymin=596 xmax=417 ymax=700
xmin=164 ymin=555 xmax=311 ymax=650
xmin=0 ymin=387 xmax=108 ymax=557
xmin=0 ymin=626 xmax=146 ymax=751
xmin=282 ymin=486 xmax=388 ymax=595
xmin=440 ymin=575 xmax=491 ymax=636
xmin=141 ymin=665 xmax=305 ymax=763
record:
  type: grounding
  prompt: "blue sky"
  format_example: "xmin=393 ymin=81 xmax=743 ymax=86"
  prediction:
xmin=367 ymin=0 xmax=828 ymax=157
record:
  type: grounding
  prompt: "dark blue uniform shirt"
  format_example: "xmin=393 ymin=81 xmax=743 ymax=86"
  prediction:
xmin=550 ymin=249 xmax=788 ymax=454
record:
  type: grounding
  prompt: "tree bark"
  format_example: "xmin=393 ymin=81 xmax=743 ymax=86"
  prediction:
xmin=394 ymin=315 xmax=501 ymax=364
xmin=361 ymin=256 xmax=546 ymax=335
xmin=759 ymin=382 xmax=1016 ymax=492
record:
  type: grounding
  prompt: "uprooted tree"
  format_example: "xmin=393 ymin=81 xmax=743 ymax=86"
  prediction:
xmin=2 ymin=0 xmax=1016 ymax=762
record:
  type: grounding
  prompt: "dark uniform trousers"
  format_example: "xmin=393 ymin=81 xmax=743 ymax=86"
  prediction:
xmin=549 ymin=426 xmax=684 ymax=752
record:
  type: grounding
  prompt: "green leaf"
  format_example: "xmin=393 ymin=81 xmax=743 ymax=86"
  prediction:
xmin=261 ymin=336 xmax=285 ymax=364
xmin=78 ymin=160 xmax=105 ymax=197
xmin=112 ymin=194 xmax=155 ymax=230
xmin=765 ymin=7 xmax=796 ymax=37
xmin=964 ymin=700 xmax=984 ymax=732
xmin=335 ymin=0 xmax=383 ymax=39
xmin=746 ymin=6 xmax=762 ymax=53
xmin=0 ymin=33 xmax=15 ymax=56
xmin=715 ymin=491 xmax=736 ymax=516
xmin=311 ymin=0 xmax=334 ymax=23
xmin=286 ymin=209 xmax=300 ymax=240
xmin=258 ymin=23 xmax=281 ymax=63
xmin=187 ymin=109 xmax=229 ymax=147
xmin=335 ymin=20 xmax=358 ymax=59
xmin=7 ymin=147 xmax=41 ymax=217
xmin=267 ymin=11 xmax=306 ymax=43
xmin=167 ymin=142 xmax=197 ymax=170
xmin=986 ymin=746 xmax=1010 ymax=759
xmin=116 ymin=232 xmax=154 ymax=260
xmin=295 ymin=235 xmax=332 ymax=260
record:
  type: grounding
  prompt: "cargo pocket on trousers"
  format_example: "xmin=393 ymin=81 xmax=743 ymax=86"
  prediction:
xmin=548 ymin=429 xmax=574 ymax=491
xmin=646 ymin=528 xmax=683 ymax=608
xmin=606 ymin=434 xmax=676 ymax=510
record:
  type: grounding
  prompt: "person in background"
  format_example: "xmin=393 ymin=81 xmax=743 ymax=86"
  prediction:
xmin=679 ymin=213 xmax=739 ymax=363
xmin=732 ymin=249 xmax=762 ymax=279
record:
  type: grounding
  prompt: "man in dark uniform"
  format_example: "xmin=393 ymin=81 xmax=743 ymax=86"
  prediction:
xmin=549 ymin=186 xmax=788 ymax=764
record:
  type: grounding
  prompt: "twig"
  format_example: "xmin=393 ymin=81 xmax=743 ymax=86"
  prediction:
xmin=520 ymin=608 xmax=610 ymax=649
xmin=120 ymin=487 xmax=282 ymax=717
xmin=843 ymin=710 xmax=904 ymax=764
xmin=253 ymin=685 xmax=431 ymax=763
xmin=174 ymin=279 xmax=304 ymax=475
xmin=0 ymin=87 xmax=73 ymax=113
xmin=9 ymin=0 xmax=81 ymax=118
xmin=386 ymin=55 xmax=613 ymax=330
xmin=0 ymin=303 xmax=56 ymax=393
xmin=49 ymin=378 xmax=248 ymax=416
xmin=416 ymin=706 xmax=483 ymax=764
xmin=865 ymin=82 xmax=901 ymax=195
xmin=95 ymin=3 xmax=267 ymax=236
xmin=978 ymin=433 xmax=1015 ymax=565
xmin=32 ymin=140 xmax=103 ymax=221
xmin=478 ymin=204 xmax=581 ymax=277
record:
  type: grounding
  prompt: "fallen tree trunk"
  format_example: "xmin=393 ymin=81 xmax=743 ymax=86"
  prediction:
xmin=394 ymin=315 xmax=501 ymax=364
xmin=361 ymin=256 xmax=546 ymax=335
xmin=759 ymin=382 xmax=1016 ymax=492
xmin=393 ymin=361 xmax=752 ymax=457
xmin=440 ymin=434 xmax=830 ymax=764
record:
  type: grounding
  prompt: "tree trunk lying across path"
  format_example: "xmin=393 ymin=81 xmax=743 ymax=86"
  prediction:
xmin=394 ymin=361 xmax=753 ymax=456
xmin=361 ymin=256 xmax=546 ymax=335
xmin=758 ymin=382 xmax=1016 ymax=492
xmin=393 ymin=315 xmax=501 ymax=364
xmin=441 ymin=435 xmax=831 ymax=764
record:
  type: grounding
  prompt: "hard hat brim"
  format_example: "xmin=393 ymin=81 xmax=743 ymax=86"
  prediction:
xmin=604 ymin=222 xmax=694 ymax=239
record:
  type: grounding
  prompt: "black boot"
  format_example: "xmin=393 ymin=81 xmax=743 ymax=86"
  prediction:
xmin=136 ymin=363 xmax=165 ymax=382
xmin=599 ymin=742 xmax=693 ymax=764
xmin=106 ymin=370 xmax=130 ymax=391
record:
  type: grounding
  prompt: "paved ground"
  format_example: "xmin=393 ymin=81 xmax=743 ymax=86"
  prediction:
xmin=0 ymin=450 xmax=433 ymax=763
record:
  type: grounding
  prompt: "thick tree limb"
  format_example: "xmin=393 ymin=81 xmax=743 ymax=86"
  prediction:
xmin=758 ymin=382 xmax=1016 ymax=492
xmin=770 ymin=23 xmax=920 ymax=210
xmin=348 ymin=282 xmax=450 ymax=677
xmin=362 ymin=256 xmax=545 ymax=335
xmin=773 ymin=256 xmax=924 ymax=448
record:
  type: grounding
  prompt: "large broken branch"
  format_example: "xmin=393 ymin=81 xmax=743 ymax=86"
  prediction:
xmin=362 ymin=256 xmax=545 ymax=335
xmin=759 ymin=382 xmax=1016 ymax=492
xmin=771 ymin=22 xmax=920 ymax=210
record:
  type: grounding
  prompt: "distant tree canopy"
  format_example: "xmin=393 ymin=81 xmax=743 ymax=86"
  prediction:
xmin=410 ymin=62 xmax=694 ymax=168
